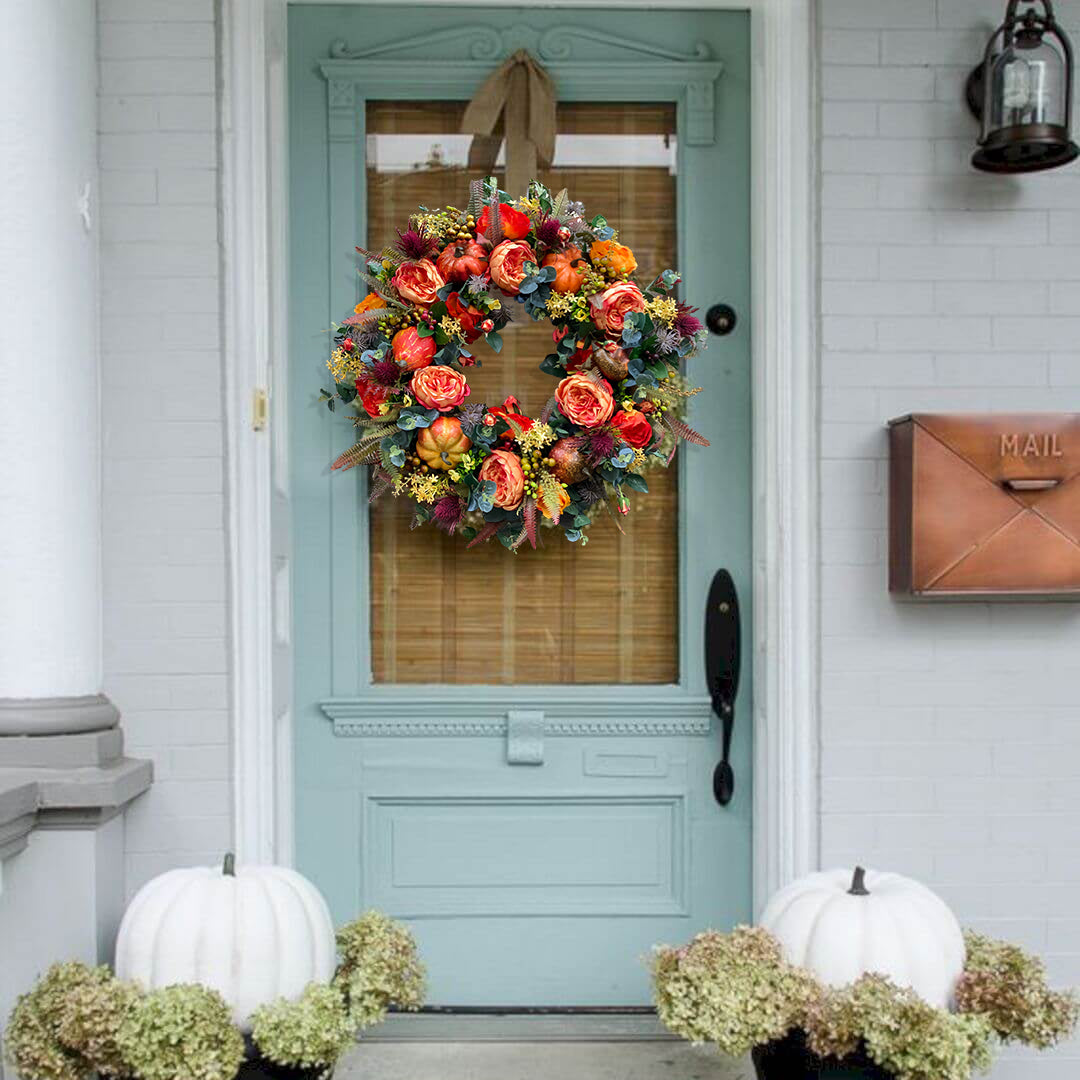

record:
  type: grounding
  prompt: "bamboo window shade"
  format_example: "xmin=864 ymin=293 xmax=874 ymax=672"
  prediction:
xmin=367 ymin=101 xmax=679 ymax=685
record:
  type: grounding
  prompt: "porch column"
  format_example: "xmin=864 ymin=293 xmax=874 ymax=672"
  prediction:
xmin=0 ymin=0 xmax=111 ymax=738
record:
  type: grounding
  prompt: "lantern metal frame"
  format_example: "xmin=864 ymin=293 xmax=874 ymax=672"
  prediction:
xmin=966 ymin=0 xmax=1079 ymax=173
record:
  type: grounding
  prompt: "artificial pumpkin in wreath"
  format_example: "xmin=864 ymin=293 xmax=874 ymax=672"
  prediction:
xmin=114 ymin=853 xmax=336 ymax=1029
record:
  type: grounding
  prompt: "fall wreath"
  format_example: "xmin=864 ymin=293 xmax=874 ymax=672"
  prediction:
xmin=321 ymin=177 xmax=710 ymax=549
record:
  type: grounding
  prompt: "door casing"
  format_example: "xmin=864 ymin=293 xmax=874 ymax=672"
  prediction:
xmin=221 ymin=0 xmax=819 ymax=922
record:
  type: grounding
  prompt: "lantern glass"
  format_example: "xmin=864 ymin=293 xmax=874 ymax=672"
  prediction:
xmin=985 ymin=36 xmax=1068 ymax=133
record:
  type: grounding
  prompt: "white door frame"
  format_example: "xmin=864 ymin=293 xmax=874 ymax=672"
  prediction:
xmin=222 ymin=0 xmax=819 ymax=916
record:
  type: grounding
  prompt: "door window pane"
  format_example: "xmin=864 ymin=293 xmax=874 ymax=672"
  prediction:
xmin=367 ymin=101 xmax=679 ymax=685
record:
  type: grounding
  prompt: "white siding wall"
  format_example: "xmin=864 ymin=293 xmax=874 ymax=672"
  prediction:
xmin=98 ymin=0 xmax=231 ymax=893
xmin=96 ymin=1 xmax=1080 ymax=1073
xmin=820 ymin=1 xmax=1080 ymax=1076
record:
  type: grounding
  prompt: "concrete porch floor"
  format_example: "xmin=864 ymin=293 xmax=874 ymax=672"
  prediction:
xmin=339 ymin=1041 xmax=750 ymax=1080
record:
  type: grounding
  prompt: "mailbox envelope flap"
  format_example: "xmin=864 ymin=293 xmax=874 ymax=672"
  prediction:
xmin=912 ymin=424 xmax=1023 ymax=588
xmin=930 ymin=510 xmax=1080 ymax=593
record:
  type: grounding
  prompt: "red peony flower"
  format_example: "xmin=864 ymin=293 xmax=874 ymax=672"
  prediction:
xmin=489 ymin=395 xmax=534 ymax=441
xmin=477 ymin=203 xmax=531 ymax=241
xmin=355 ymin=375 xmax=393 ymax=419
xmin=445 ymin=292 xmax=484 ymax=343
xmin=611 ymin=407 xmax=655 ymax=449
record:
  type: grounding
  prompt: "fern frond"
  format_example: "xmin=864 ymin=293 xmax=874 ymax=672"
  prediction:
xmin=539 ymin=472 xmax=564 ymax=524
xmin=664 ymin=415 xmax=710 ymax=447
xmin=502 ymin=414 xmax=527 ymax=439
xmin=509 ymin=526 xmax=529 ymax=551
xmin=540 ymin=394 xmax=559 ymax=424
xmin=466 ymin=521 xmax=502 ymax=549
xmin=331 ymin=432 xmax=387 ymax=472
xmin=342 ymin=307 xmax=390 ymax=329
xmin=368 ymin=467 xmax=394 ymax=503
xmin=523 ymin=498 xmax=538 ymax=549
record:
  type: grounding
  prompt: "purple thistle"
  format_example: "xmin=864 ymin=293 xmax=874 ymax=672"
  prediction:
xmin=433 ymin=496 xmax=465 ymax=534
xmin=395 ymin=227 xmax=438 ymax=261
xmin=674 ymin=303 xmax=703 ymax=337
xmin=576 ymin=476 xmax=605 ymax=507
xmin=586 ymin=432 xmax=616 ymax=465
xmin=370 ymin=359 xmax=402 ymax=386
xmin=458 ymin=401 xmax=487 ymax=429
xmin=534 ymin=216 xmax=562 ymax=248
xmin=466 ymin=273 xmax=491 ymax=294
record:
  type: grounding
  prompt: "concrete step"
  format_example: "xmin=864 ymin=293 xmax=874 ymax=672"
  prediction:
xmin=338 ymin=1041 xmax=751 ymax=1080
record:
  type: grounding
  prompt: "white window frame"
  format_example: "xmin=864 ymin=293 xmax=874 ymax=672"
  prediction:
xmin=222 ymin=0 xmax=819 ymax=916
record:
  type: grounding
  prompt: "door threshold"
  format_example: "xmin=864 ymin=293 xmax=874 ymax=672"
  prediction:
xmin=368 ymin=1009 xmax=676 ymax=1042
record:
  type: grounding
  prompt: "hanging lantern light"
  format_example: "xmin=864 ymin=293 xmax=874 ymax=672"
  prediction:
xmin=967 ymin=0 xmax=1078 ymax=173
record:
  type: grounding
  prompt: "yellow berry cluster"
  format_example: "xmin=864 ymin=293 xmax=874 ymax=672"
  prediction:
xmin=646 ymin=296 xmax=679 ymax=326
xmin=521 ymin=451 xmax=566 ymax=501
xmin=579 ymin=268 xmax=607 ymax=297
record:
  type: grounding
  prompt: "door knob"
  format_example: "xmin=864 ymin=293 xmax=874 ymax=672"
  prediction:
xmin=706 ymin=303 xmax=738 ymax=336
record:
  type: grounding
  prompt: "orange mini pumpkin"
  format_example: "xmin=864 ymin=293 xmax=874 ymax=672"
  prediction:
xmin=416 ymin=416 xmax=472 ymax=471
xmin=542 ymin=246 xmax=587 ymax=294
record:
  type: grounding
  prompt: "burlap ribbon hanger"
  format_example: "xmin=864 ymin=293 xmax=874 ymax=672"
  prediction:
xmin=462 ymin=49 xmax=556 ymax=199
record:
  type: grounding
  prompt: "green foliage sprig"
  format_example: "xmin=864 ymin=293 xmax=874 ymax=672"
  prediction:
xmin=114 ymin=984 xmax=244 ymax=1080
xmin=956 ymin=930 xmax=1079 ymax=1049
xmin=652 ymin=926 xmax=1077 ymax=1080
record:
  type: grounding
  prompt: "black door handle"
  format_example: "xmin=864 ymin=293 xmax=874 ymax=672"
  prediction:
xmin=705 ymin=569 xmax=741 ymax=806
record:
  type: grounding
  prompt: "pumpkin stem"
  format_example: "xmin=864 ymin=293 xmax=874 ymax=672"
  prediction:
xmin=223 ymin=852 xmax=236 ymax=877
xmin=849 ymin=866 xmax=870 ymax=896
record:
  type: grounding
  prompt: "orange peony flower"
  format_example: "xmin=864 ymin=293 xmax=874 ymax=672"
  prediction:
xmin=354 ymin=293 xmax=384 ymax=315
xmin=391 ymin=258 xmax=445 ymax=305
xmin=489 ymin=240 xmax=537 ymax=295
xmin=410 ymin=365 xmax=470 ymax=412
xmin=555 ymin=373 xmax=615 ymax=428
xmin=591 ymin=282 xmax=647 ymax=338
xmin=590 ymin=239 xmax=637 ymax=277
xmin=479 ymin=448 xmax=525 ymax=510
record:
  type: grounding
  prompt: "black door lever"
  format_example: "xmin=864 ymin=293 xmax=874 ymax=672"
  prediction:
xmin=705 ymin=569 xmax=741 ymax=806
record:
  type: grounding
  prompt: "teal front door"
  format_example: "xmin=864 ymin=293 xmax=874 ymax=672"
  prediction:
xmin=289 ymin=5 xmax=751 ymax=1006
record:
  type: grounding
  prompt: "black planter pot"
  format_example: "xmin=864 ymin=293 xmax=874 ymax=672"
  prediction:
xmin=752 ymin=1030 xmax=895 ymax=1080
xmin=238 ymin=1036 xmax=331 ymax=1080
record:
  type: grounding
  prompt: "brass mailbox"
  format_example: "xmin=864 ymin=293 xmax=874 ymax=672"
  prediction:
xmin=889 ymin=414 xmax=1080 ymax=597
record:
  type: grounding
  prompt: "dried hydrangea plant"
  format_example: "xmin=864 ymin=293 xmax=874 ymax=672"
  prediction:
xmin=4 ymin=962 xmax=113 ymax=1080
xmin=334 ymin=911 xmax=426 ymax=1030
xmin=651 ymin=926 xmax=819 ymax=1058
xmin=56 ymin=976 xmax=140 ymax=1078
xmin=114 ymin=984 xmax=244 ymax=1080
xmin=805 ymin=974 xmax=995 ymax=1080
xmin=250 ymin=983 xmax=354 ymax=1076
xmin=957 ymin=930 xmax=1080 ymax=1049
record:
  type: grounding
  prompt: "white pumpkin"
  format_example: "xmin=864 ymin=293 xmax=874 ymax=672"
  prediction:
xmin=115 ymin=854 xmax=336 ymax=1029
xmin=760 ymin=866 xmax=964 ymax=1009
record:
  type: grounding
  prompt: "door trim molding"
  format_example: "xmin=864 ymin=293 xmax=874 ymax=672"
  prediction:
xmin=222 ymin=0 xmax=819 ymax=914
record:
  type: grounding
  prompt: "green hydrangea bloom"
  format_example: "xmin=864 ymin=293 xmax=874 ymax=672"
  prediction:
xmin=251 ymin=983 xmax=353 ymax=1075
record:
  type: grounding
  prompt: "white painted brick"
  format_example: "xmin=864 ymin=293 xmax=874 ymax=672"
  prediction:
xmin=933 ymin=352 xmax=1050 ymax=386
xmin=933 ymin=283 xmax=1049 ymax=316
xmin=821 ymin=0 xmax=935 ymax=29
xmin=822 ymin=137 xmax=936 ymax=175
xmin=100 ymin=59 xmax=214 ymax=96
xmin=102 ymin=205 xmax=218 ymax=244
xmin=102 ymin=242 xmax=218 ymax=277
xmin=993 ymin=317 xmax=1080 ymax=350
xmin=880 ymin=244 xmax=994 ymax=280
xmin=820 ymin=30 xmax=881 ymax=66
xmin=822 ymin=317 xmax=878 ymax=351
xmin=877 ymin=316 xmax=991 ymax=351
xmin=100 ymin=0 xmax=213 ymax=20
xmin=822 ymin=66 xmax=935 ymax=102
xmin=158 ymin=94 xmax=216 ymax=131
xmin=822 ymin=281 xmax=934 ymax=316
xmin=878 ymin=102 xmax=968 ymax=139
xmin=100 ymin=131 xmax=216 ymax=169
xmin=995 ymin=245 xmax=1080 ymax=279
xmin=1050 ymin=354 xmax=1080 ymax=384
xmin=100 ymin=170 xmax=157 ymax=205
xmin=823 ymin=102 xmax=878 ymax=137
xmin=936 ymin=210 xmax=1050 ymax=246
xmin=99 ymin=22 xmax=215 ymax=59
xmin=99 ymin=95 xmax=158 ymax=132
xmin=158 ymin=168 xmax=217 ymax=204
xmin=880 ymin=29 xmax=985 ymax=66
xmin=823 ymin=351 xmax=937 ymax=386
xmin=823 ymin=209 xmax=936 ymax=244
xmin=822 ymin=244 xmax=879 ymax=280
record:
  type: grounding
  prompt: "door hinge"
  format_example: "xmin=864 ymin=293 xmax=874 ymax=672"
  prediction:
xmin=252 ymin=387 xmax=269 ymax=431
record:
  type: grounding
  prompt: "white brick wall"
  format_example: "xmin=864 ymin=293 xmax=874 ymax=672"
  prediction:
xmin=821 ymin=2 xmax=1080 ymax=1075
xmin=98 ymin=0 xmax=232 ymax=894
